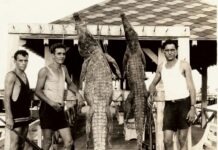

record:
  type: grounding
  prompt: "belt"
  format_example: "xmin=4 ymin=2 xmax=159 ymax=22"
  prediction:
xmin=166 ymin=97 xmax=189 ymax=103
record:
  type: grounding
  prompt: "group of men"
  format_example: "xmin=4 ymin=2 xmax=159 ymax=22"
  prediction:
xmin=4 ymin=39 xmax=196 ymax=150
xmin=4 ymin=43 xmax=83 ymax=150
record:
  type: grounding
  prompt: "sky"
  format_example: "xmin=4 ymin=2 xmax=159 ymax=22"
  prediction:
xmin=0 ymin=0 xmax=217 ymax=91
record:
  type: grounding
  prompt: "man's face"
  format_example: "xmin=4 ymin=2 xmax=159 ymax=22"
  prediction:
xmin=14 ymin=54 xmax=28 ymax=71
xmin=53 ymin=48 xmax=66 ymax=64
xmin=163 ymin=44 xmax=178 ymax=61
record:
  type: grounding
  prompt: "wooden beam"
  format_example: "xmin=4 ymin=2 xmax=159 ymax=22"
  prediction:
xmin=8 ymin=23 xmax=190 ymax=37
xmin=154 ymin=47 xmax=165 ymax=150
xmin=201 ymin=67 xmax=208 ymax=127
xmin=142 ymin=48 xmax=158 ymax=64
xmin=178 ymin=37 xmax=190 ymax=62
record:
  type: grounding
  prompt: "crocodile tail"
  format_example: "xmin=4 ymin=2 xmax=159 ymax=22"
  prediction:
xmin=73 ymin=13 xmax=100 ymax=57
xmin=120 ymin=13 xmax=138 ymax=41
xmin=92 ymin=111 xmax=107 ymax=150
xmin=120 ymin=13 xmax=140 ymax=53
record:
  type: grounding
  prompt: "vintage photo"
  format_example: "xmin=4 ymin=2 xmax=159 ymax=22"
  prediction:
xmin=0 ymin=0 xmax=217 ymax=149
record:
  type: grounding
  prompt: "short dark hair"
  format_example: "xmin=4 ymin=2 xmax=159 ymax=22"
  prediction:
xmin=50 ymin=43 xmax=66 ymax=54
xmin=162 ymin=39 xmax=178 ymax=50
xmin=14 ymin=50 xmax=28 ymax=60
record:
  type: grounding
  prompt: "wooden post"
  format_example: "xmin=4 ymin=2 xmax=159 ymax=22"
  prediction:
xmin=44 ymin=39 xmax=52 ymax=65
xmin=178 ymin=38 xmax=190 ymax=62
xmin=201 ymin=67 xmax=208 ymax=127
xmin=154 ymin=47 xmax=165 ymax=150
xmin=177 ymin=37 xmax=192 ymax=150
xmin=5 ymin=35 xmax=26 ymax=150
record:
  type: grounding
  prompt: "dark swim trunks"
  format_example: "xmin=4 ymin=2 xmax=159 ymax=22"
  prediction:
xmin=163 ymin=97 xmax=191 ymax=131
xmin=39 ymin=101 xmax=69 ymax=131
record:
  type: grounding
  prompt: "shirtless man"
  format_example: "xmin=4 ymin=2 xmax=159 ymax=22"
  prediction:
xmin=35 ymin=43 xmax=84 ymax=150
xmin=149 ymin=40 xmax=196 ymax=150
xmin=4 ymin=50 xmax=31 ymax=150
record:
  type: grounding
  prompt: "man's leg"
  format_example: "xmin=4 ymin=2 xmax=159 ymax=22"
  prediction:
xmin=59 ymin=127 xmax=73 ymax=150
xmin=42 ymin=129 xmax=54 ymax=150
xmin=178 ymin=128 xmax=188 ymax=150
xmin=163 ymin=130 xmax=174 ymax=150
xmin=10 ymin=126 xmax=28 ymax=150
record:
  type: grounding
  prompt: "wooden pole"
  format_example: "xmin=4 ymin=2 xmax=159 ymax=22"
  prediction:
xmin=154 ymin=47 xmax=165 ymax=150
xmin=201 ymin=67 xmax=208 ymax=127
xmin=44 ymin=39 xmax=53 ymax=65
xmin=177 ymin=37 xmax=192 ymax=150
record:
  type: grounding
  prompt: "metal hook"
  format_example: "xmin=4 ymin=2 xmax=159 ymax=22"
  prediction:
xmin=62 ymin=25 xmax=66 ymax=33
xmin=27 ymin=25 xmax=31 ymax=32
xmin=97 ymin=24 xmax=100 ymax=35
xmin=166 ymin=28 xmax=168 ymax=33
xmin=108 ymin=25 xmax=111 ymax=35
xmin=12 ymin=25 xmax=15 ymax=30
xmin=120 ymin=26 xmax=122 ymax=35
xmin=39 ymin=25 xmax=42 ymax=33
xmin=153 ymin=26 xmax=156 ymax=32
xmin=51 ymin=25 xmax=54 ymax=32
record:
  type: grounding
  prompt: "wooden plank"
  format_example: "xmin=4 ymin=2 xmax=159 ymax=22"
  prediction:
xmin=142 ymin=48 xmax=158 ymax=64
xmin=44 ymin=39 xmax=53 ymax=65
xmin=154 ymin=47 xmax=165 ymax=150
xmin=201 ymin=67 xmax=208 ymax=127
xmin=8 ymin=24 xmax=190 ymax=37
xmin=178 ymin=37 xmax=190 ymax=62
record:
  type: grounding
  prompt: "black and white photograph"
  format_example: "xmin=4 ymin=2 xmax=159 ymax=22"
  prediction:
xmin=0 ymin=0 xmax=217 ymax=149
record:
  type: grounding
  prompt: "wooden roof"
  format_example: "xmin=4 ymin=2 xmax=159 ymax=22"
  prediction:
xmin=53 ymin=0 xmax=217 ymax=40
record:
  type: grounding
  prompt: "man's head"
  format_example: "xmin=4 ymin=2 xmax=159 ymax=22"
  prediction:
xmin=162 ymin=40 xmax=178 ymax=61
xmin=50 ymin=43 xmax=66 ymax=64
xmin=14 ymin=50 xmax=29 ymax=71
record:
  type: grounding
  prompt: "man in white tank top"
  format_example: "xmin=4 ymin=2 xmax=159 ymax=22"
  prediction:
xmin=35 ymin=43 xmax=84 ymax=150
xmin=149 ymin=40 xmax=196 ymax=150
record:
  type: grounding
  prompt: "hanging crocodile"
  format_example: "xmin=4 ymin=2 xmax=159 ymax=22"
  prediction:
xmin=73 ymin=13 xmax=121 ymax=150
xmin=121 ymin=13 xmax=149 ymax=150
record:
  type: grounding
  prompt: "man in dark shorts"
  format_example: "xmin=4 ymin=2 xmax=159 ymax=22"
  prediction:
xmin=149 ymin=40 xmax=196 ymax=150
xmin=4 ymin=50 xmax=31 ymax=150
xmin=35 ymin=43 xmax=84 ymax=150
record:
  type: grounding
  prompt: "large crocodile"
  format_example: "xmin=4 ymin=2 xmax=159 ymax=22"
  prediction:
xmin=121 ymin=13 xmax=148 ymax=150
xmin=73 ymin=13 xmax=121 ymax=150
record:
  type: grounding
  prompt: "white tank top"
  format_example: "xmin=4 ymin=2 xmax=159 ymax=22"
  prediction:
xmin=43 ymin=66 xmax=65 ymax=104
xmin=161 ymin=60 xmax=189 ymax=100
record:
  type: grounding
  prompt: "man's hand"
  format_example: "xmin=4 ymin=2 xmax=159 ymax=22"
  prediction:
xmin=6 ymin=117 xmax=14 ymax=129
xmin=50 ymin=101 xmax=64 ymax=112
xmin=186 ymin=106 xmax=196 ymax=123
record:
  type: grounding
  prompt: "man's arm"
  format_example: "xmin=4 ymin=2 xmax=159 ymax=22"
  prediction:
xmin=63 ymin=66 xmax=84 ymax=103
xmin=183 ymin=61 xmax=196 ymax=122
xmin=183 ymin=61 xmax=196 ymax=105
xmin=35 ymin=68 xmax=63 ymax=111
xmin=4 ymin=72 xmax=16 ymax=128
xmin=148 ymin=64 xmax=162 ymax=95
